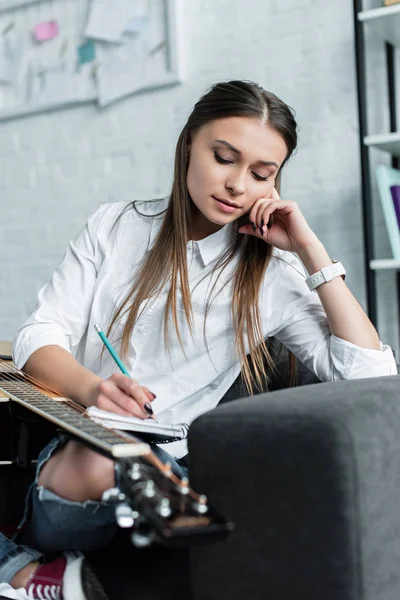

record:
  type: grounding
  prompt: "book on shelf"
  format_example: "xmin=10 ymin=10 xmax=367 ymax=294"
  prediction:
xmin=376 ymin=165 xmax=400 ymax=260
xmin=390 ymin=186 xmax=400 ymax=229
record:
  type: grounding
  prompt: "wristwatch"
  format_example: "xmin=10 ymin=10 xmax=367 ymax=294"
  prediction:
xmin=305 ymin=260 xmax=346 ymax=292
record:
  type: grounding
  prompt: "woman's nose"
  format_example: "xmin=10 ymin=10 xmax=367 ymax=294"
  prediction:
xmin=225 ymin=175 xmax=245 ymax=196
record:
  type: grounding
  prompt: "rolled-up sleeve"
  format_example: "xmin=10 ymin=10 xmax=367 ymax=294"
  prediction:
xmin=266 ymin=251 xmax=398 ymax=381
xmin=329 ymin=335 xmax=397 ymax=378
xmin=13 ymin=203 xmax=110 ymax=370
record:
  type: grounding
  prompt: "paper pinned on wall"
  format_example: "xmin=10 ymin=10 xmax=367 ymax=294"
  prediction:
xmin=34 ymin=20 xmax=59 ymax=42
xmin=84 ymin=0 xmax=140 ymax=43
xmin=0 ymin=26 xmax=21 ymax=84
xmin=0 ymin=53 xmax=12 ymax=84
xmin=96 ymin=37 xmax=148 ymax=106
xmin=26 ymin=57 xmax=89 ymax=105
xmin=124 ymin=0 xmax=149 ymax=35
xmin=78 ymin=40 xmax=96 ymax=65
xmin=124 ymin=15 xmax=149 ymax=35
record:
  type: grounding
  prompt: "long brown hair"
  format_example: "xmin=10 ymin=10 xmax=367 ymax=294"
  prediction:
xmin=107 ymin=80 xmax=299 ymax=394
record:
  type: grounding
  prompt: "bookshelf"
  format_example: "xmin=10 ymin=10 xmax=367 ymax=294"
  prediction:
xmin=357 ymin=4 xmax=400 ymax=46
xmin=364 ymin=131 xmax=400 ymax=156
xmin=370 ymin=259 xmax=400 ymax=269
xmin=354 ymin=0 xmax=400 ymax=357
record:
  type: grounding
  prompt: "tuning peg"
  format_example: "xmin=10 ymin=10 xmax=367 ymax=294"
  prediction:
xmin=130 ymin=463 xmax=141 ymax=481
xmin=115 ymin=503 xmax=138 ymax=528
xmin=157 ymin=497 xmax=172 ymax=518
xmin=144 ymin=480 xmax=156 ymax=498
xmin=131 ymin=530 xmax=156 ymax=548
xmin=179 ymin=477 xmax=190 ymax=495
xmin=193 ymin=494 xmax=208 ymax=515
xmin=102 ymin=487 xmax=126 ymax=503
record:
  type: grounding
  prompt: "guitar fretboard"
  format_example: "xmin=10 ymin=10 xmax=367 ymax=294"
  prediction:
xmin=0 ymin=377 xmax=149 ymax=459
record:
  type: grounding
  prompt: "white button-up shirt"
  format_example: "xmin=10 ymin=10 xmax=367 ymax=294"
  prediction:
xmin=13 ymin=197 xmax=397 ymax=458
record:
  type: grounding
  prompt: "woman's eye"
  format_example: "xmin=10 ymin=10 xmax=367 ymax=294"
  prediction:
xmin=213 ymin=152 xmax=232 ymax=164
xmin=252 ymin=172 xmax=269 ymax=182
xmin=214 ymin=151 xmax=269 ymax=181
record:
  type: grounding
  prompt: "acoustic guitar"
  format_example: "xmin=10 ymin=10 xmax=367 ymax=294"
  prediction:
xmin=0 ymin=358 xmax=233 ymax=548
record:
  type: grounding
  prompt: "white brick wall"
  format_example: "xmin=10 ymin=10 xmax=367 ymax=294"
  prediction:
xmin=0 ymin=0 xmax=398 ymax=358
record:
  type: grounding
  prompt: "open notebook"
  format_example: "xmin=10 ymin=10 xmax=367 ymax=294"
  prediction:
xmin=85 ymin=406 xmax=189 ymax=444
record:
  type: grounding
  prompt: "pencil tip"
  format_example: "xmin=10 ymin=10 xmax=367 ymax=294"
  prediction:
xmin=94 ymin=324 xmax=101 ymax=332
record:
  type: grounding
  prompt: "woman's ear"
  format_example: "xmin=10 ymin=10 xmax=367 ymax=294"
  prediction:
xmin=186 ymin=129 xmax=192 ymax=154
xmin=274 ymin=171 xmax=282 ymax=195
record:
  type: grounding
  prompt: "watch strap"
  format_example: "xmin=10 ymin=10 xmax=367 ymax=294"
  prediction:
xmin=305 ymin=261 xmax=346 ymax=292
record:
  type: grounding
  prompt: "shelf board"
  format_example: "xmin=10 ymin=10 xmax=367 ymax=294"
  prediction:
xmin=363 ymin=131 xmax=400 ymax=156
xmin=358 ymin=4 xmax=400 ymax=46
xmin=370 ymin=258 xmax=400 ymax=270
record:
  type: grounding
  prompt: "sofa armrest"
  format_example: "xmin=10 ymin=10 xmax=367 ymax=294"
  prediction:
xmin=188 ymin=375 xmax=400 ymax=600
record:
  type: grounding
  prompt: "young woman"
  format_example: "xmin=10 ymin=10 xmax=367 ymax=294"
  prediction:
xmin=0 ymin=80 xmax=396 ymax=600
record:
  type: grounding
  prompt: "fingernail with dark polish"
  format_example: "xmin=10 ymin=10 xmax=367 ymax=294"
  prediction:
xmin=267 ymin=220 xmax=272 ymax=229
xmin=259 ymin=227 xmax=263 ymax=236
xmin=261 ymin=219 xmax=264 ymax=228
xmin=144 ymin=403 xmax=153 ymax=415
xmin=252 ymin=222 xmax=257 ymax=232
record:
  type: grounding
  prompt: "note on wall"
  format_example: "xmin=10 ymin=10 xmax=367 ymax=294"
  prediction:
xmin=95 ymin=0 xmax=173 ymax=107
xmin=0 ymin=25 xmax=21 ymax=84
xmin=34 ymin=20 xmax=59 ymax=42
xmin=26 ymin=56 xmax=92 ymax=105
xmin=77 ymin=39 xmax=96 ymax=65
xmin=96 ymin=37 xmax=148 ymax=106
xmin=124 ymin=15 xmax=149 ymax=35
xmin=84 ymin=0 xmax=142 ymax=43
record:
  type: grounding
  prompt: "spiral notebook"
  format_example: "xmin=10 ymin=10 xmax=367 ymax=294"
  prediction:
xmin=86 ymin=406 xmax=189 ymax=444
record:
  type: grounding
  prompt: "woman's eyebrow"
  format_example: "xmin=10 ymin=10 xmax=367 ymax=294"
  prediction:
xmin=214 ymin=139 xmax=279 ymax=168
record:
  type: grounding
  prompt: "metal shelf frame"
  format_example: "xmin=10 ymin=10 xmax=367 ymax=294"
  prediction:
xmin=353 ymin=0 xmax=400 ymax=353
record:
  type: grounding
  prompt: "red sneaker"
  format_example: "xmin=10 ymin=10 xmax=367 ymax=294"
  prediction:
xmin=25 ymin=552 xmax=109 ymax=600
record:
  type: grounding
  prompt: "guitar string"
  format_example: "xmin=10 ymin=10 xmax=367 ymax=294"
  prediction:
xmin=0 ymin=357 xmax=69 ymax=400
xmin=0 ymin=359 xmax=155 ymax=447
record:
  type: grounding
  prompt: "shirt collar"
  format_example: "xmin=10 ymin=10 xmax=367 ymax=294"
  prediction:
xmin=194 ymin=223 xmax=234 ymax=266
xmin=148 ymin=216 xmax=235 ymax=267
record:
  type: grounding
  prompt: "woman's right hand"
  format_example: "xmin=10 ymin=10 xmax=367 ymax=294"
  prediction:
xmin=87 ymin=373 xmax=156 ymax=419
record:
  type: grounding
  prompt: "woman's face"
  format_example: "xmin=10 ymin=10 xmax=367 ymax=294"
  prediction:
xmin=186 ymin=116 xmax=288 ymax=239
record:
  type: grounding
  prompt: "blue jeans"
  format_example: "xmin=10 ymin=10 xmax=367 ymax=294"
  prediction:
xmin=0 ymin=434 xmax=188 ymax=584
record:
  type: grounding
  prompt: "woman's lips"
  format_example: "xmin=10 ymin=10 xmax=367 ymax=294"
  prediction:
xmin=212 ymin=196 xmax=240 ymax=213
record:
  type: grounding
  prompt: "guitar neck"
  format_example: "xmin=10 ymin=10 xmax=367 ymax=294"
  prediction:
xmin=0 ymin=376 xmax=149 ymax=459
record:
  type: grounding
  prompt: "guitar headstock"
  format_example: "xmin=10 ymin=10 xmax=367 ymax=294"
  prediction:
xmin=103 ymin=453 xmax=234 ymax=548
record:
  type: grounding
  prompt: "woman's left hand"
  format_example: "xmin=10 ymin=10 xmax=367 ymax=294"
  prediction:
xmin=238 ymin=187 xmax=319 ymax=253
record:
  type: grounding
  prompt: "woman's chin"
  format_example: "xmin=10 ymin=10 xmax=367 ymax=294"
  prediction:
xmin=190 ymin=200 xmax=236 ymax=230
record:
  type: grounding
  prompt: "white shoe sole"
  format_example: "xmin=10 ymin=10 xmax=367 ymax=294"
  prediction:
xmin=62 ymin=555 xmax=86 ymax=600
xmin=63 ymin=553 xmax=109 ymax=600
